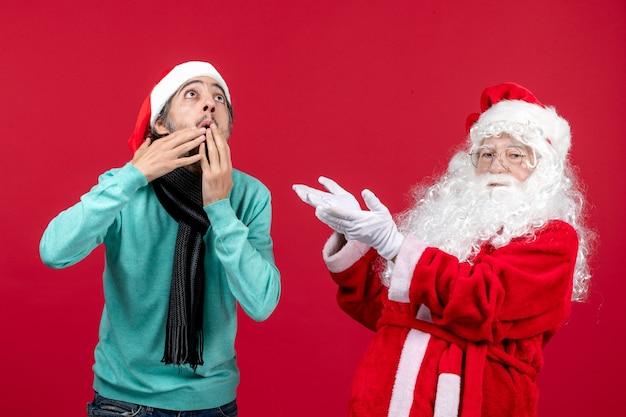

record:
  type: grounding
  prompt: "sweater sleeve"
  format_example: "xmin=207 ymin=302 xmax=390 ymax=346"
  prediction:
xmin=204 ymin=181 xmax=280 ymax=322
xmin=39 ymin=163 xmax=148 ymax=269
xmin=390 ymin=220 xmax=578 ymax=342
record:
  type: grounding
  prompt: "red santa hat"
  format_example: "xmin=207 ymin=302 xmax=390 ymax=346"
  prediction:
xmin=465 ymin=82 xmax=571 ymax=160
xmin=127 ymin=61 xmax=230 ymax=152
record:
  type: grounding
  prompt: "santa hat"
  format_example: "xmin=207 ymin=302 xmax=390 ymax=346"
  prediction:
xmin=465 ymin=82 xmax=571 ymax=160
xmin=128 ymin=61 xmax=230 ymax=152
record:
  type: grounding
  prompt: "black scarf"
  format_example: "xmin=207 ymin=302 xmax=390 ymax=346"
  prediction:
xmin=152 ymin=167 xmax=210 ymax=371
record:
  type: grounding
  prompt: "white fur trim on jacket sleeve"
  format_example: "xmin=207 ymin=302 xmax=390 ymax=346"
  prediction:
xmin=388 ymin=234 xmax=428 ymax=303
xmin=323 ymin=233 xmax=371 ymax=273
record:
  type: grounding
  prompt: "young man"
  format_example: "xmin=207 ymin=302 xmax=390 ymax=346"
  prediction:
xmin=293 ymin=83 xmax=593 ymax=417
xmin=40 ymin=61 xmax=281 ymax=416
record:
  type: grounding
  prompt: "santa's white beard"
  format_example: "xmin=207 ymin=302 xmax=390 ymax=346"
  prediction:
xmin=397 ymin=165 xmax=560 ymax=264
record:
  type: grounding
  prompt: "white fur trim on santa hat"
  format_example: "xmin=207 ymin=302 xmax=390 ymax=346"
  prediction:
xmin=470 ymin=100 xmax=571 ymax=160
xmin=149 ymin=61 xmax=231 ymax=128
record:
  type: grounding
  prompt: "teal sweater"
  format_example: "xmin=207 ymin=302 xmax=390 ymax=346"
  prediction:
xmin=40 ymin=163 xmax=281 ymax=410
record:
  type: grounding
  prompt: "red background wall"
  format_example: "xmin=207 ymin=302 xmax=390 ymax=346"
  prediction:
xmin=1 ymin=1 xmax=624 ymax=415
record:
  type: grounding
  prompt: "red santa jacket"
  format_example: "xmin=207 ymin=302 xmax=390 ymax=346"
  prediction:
xmin=323 ymin=220 xmax=578 ymax=417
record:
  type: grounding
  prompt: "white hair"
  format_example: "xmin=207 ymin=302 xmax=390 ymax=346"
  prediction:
xmin=392 ymin=127 xmax=594 ymax=302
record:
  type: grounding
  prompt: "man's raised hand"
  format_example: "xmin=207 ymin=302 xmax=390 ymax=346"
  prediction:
xmin=131 ymin=127 xmax=207 ymax=182
xmin=199 ymin=123 xmax=233 ymax=206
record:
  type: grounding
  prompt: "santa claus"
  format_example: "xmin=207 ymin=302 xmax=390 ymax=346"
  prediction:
xmin=293 ymin=82 xmax=594 ymax=417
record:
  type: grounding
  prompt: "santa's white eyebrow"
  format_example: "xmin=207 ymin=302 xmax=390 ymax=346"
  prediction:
xmin=479 ymin=142 xmax=526 ymax=149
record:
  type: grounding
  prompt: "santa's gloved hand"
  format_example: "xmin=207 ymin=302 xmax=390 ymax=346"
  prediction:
xmin=315 ymin=189 xmax=405 ymax=260
xmin=293 ymin=176 xmax=361 ymax=211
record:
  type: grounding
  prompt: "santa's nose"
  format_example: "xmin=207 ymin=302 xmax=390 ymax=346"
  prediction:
xmin=488 ymin=157 xmax=508 ymax=173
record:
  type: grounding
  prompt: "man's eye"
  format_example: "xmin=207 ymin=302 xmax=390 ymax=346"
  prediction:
xmin=184 ymin=90 xmax=197 ymax=98
xmin=480 ymin=152 xmax=494 ymax=159
xmin=214 ymin=94 xmax=225 ymax=103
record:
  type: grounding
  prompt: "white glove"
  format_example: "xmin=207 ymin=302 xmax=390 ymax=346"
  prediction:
xmin=315 ymin=189 xmax=405 ymax=260
xmin=293 ymin=176 xmax=361 ymax=211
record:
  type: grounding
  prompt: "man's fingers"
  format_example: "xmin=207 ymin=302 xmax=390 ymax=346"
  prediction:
xmin=199 ymin=125 xmax=234 ymax=206
xmin=198 ymin=142 xmax=210 ymax=170
xmin=205 ymin=128 xmax=219 ymax=169
xmin=139 ymin=137 xmax=151 ymax=149
xmin=177 ymin=135 xmax=206 ymax=156
xmin=209 ymin=123 xmax=231 ymax=169
xmin=155 ymin=127 xmax=207 ymax=149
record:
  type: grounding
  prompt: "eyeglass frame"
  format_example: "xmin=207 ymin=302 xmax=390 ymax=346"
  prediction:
xmin=469 ymin=145 xmax=534 ymax=170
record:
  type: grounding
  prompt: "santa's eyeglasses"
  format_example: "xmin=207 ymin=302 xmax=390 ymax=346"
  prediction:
xmin=469 ymin=146 xmax=529 ymax=169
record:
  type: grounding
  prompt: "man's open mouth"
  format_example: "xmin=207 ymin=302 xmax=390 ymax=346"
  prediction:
xmin=198 ymin=118 xmax=214 ymax=129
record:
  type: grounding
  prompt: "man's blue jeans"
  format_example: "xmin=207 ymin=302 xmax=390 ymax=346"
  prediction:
xmin=87 ymin=393 xmax=238 ymax=417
